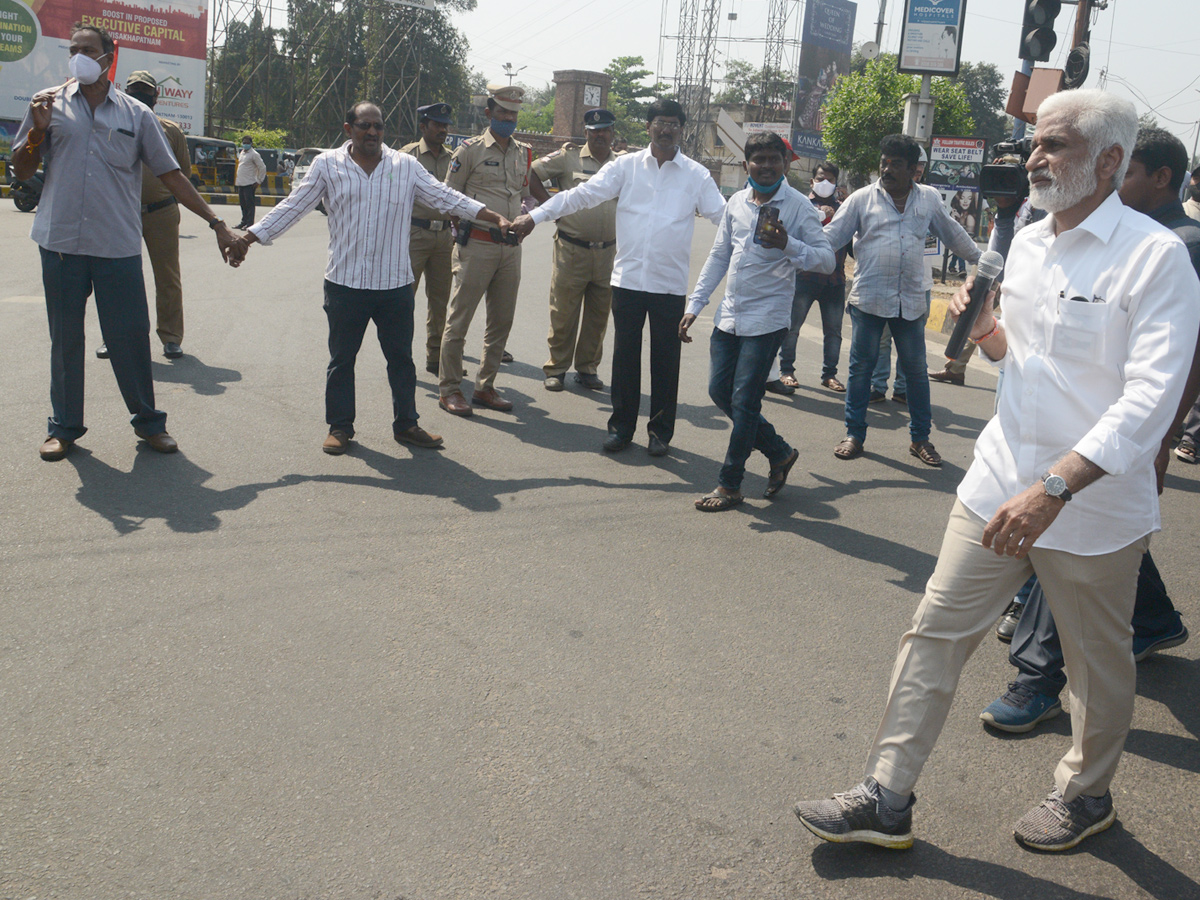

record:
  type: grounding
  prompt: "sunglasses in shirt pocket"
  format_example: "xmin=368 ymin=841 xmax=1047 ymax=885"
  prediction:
xmin=1051 ymin=289 xmax=1109 ymax=363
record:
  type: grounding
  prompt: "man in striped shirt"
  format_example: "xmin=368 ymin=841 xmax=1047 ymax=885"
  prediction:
xmin=228 ymin=102 xmax=512 ymax=454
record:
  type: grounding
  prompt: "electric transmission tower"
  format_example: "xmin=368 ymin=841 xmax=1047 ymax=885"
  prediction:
xmin=673 ymin=0 xmax=722 ymax=158
xmin=761 ymin=0 xmax=788 ymax=109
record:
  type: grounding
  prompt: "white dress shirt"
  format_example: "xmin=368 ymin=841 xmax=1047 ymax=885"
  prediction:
xmin=235 ymin=147 xmax=266 ymax=186
xmin=687 ymin=183 xmax=835 ymax=335
xmin=529 ymin=147 xmax=727 ymax=295
xmin=249 ymin=142 xmax=484 ymax=291
xmin=826 ymin=180 xmax=980 ymax=319
xmin=958 ymin=191 xmax=1200 ymax=554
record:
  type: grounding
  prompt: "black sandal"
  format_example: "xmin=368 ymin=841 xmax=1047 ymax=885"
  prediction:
xmin=765 ymin=448 xmax=799 ymax=498
xmin=695 ymin=490 xmax=744 ymax=512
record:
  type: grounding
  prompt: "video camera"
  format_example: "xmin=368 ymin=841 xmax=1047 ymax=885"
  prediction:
xmin=979 ymin=138 xmax=1033 ymax=201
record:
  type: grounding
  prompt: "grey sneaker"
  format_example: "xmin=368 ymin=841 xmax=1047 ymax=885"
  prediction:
xmin=1014 ymin=786 xmax=1115 ymax=852
xmin=793 ymin=777 xmax=915 ymax=849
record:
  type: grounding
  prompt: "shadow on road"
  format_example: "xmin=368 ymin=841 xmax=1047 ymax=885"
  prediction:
xmin=67 ymin=446 xmax=295 ymax=534
xmin=1126 ymin=655 xmax=1200 ymax=773
xmin=810 ymin=828 xmax=1199 ymax=900
xmin=151 ymin=355 xmax=243 ymax=396
xmin=299 ymin=443 xmax=610 ymax=512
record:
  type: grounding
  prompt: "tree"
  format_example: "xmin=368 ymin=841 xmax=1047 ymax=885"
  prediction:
xmin=715 ymin=59 xmax=758 ymax=105
xmin=604 ymin=55 xmax=667 ymax=146
xmin=953 ymin=62 xmax=1009 ymax=148
xmin=821 ymin=55 xmax=975 ymax=181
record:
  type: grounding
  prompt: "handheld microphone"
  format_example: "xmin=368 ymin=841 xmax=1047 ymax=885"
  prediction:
xmin=945 ymin=250 xmax=1005 ymax=360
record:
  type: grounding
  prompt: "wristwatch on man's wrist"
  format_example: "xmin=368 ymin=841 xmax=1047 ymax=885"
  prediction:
xmin=1041 ymin=472 xmax=1072 ymax=502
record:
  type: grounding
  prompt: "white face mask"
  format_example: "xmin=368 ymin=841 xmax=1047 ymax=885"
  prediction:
xmin=812 ymin=178 xmax=836 ymax=198
xmin=69 ymin=52 xmax=106 ymax=85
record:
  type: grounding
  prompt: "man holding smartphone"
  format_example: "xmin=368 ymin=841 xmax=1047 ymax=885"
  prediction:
xmin=679 ymin=132 xmax=834 ymax=510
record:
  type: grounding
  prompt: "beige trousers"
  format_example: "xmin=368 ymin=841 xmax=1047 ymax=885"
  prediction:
xmin=409 ymin=225 xmax=454 ymax=367
xmin=544 ymin=234 xmax=614 ymax=376
xmin=439 ymin=238 xmax=521 ymax=396
xmin=866 ymin=499 xmax=1147 ymax=802
xmin=142 ymin=203 xmax=183 ymax=345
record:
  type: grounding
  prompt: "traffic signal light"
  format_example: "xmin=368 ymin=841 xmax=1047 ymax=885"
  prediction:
xmin=1018 ymin=0 xmax=1061 ymax=62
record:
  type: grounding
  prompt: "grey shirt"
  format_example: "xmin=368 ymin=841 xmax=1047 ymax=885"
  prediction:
xmin=16 ymin=81 xmax=180 ymax=258
xmin=824 ymin=180 xmax=980 ymax=319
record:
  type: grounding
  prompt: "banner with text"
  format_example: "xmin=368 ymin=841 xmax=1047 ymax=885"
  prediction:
xmin=791 ymin=0 xmax=856 ymax=161
xmin=926 ymin=135 xmax=986 ymax=240
xmin=898 ymin=0 xmax=967 ymax=76
xmin=0 ymin=0 xmax=207 ymax=133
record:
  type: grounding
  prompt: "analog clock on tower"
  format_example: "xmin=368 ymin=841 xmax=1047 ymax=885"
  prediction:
xmin=583 ymin=84 xmax=601 ymax=107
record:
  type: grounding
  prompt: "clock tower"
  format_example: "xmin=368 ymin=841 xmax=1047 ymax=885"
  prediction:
xmin=552 ymin=70 xmax=612 ymax=140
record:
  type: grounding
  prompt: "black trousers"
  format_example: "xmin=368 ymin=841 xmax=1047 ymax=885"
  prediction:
xmin=237 ymin=184 xmax=257 ymax=225
xmin=608 ymin=286 xmax=685 ymax=443
xmin=322 ymin=280 xmax=418 ymax=437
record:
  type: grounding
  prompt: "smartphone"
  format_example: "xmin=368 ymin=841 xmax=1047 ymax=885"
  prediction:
xmin=753 ymin=205 xmax=780 ymax=245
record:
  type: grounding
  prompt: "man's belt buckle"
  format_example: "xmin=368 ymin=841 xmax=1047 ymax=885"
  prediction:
xmin=428 ymin=220 xmax=445 ymax=232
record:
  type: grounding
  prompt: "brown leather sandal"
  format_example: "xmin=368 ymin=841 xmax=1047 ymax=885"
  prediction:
xmin=833 ymin=437 xmax=863 ymax=460
xmin=909 ymin=440 xmax=942 ymax=467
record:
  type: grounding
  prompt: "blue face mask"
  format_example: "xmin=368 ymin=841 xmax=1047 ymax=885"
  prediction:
xmin=242 ymin=143 xmax=251 ymax=150
xmin=747 ymin=174 xmax=785 ymax=194
xmin=490 ymin=118 xmax=517 ymax=139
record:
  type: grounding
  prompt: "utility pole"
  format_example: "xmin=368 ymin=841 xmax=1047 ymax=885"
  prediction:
xmin=875 ymin=0 xmax=887 ymax=47
xmin=502 ymin=63 xmax=526 ymax=85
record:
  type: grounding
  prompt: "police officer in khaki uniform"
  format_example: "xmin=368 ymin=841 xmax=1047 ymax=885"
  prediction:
xmin=401 ymin=102 xmax=457 ymax=374
xmin=97 ymin=70 xmax=191 ymax=361
xmin=531 ymin=108 xmax=619 ymax=392
xmin=438 ymin=84 xmax=550 ymax=415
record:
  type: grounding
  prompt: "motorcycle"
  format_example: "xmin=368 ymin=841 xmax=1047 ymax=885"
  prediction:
xmin=10 ymin=170 xmax=45 ymax=213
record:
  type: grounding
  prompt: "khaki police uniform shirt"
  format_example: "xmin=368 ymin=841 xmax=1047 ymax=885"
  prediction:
xmin=531 ymin=145 xmax=617 ymax=243
xmin=141 ymin=116 xmax=190 ymax=206
xmin=401 ymin=137 xmax=453 ymax=222
xmin=445 ymin=129 xmax=532 ymax=224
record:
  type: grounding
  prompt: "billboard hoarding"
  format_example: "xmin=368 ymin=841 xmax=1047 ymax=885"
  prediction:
xmin=0 ymin=0 xmax=207 ymax=134
xmin=898 ymin=0 xmax=968 ymax=77
xmin=926 ymin=135 xmax=986 ymax=240
xmin=791 ymin=0 xmax=856 ymax=161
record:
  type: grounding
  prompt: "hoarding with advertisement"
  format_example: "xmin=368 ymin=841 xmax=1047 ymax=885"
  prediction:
xmin=0 ymin=0 xmax=207 ymax=134
xmin=898 ymin=0 xmax=968 ymax=77
xmin=926 ymin=135 xmax=986 ymax=240
xmin=792 ymin=0 xmax=856 ymax=161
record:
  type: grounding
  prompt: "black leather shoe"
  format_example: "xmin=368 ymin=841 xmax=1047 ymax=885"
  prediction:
xmin=96 ymin=344 xmax=109 ymax=359
xmin=501 ymin=350 xmax=514 ymax=363
xmin=996 ymin=599 xmax=1025 ymax=644
xmin=602 ymin=433 xmax=631 ymax=453
xmin=647 ymin=434 xmax=669 ymax=457
xmin=163 ymin=342 xmax=183 ymax=359
xmin=574 ymin=372 xmax=604 ymax=390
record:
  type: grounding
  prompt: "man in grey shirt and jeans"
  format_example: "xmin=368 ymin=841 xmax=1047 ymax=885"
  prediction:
xmin=13 ymin=23 xmax=237 ymax=461
xmin=823 ymin=134 xmax=980 ymax=467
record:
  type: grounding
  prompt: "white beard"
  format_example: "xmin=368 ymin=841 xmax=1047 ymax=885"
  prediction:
xmin=1028 ymin=160 xmax=1098 ymax=213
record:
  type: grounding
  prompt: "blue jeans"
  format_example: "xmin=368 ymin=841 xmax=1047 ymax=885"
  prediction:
xmin=708 ymin=327 xmax=792 ymax=491
xmin=779 ymin=278 xmax=845 ymax=380
xmin=845 ymin=305 xmax=932 ymax=444
xmin=40 ymin=248 xmax=167 ymax=440
xmin=872 ymin=290 xmax=930 ymax=394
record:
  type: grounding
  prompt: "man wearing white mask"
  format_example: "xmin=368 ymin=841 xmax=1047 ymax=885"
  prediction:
xmin=775 ymin=161 xmax=849 ymax=394
xmin=12 ymin=23 xmax=238 ymax=460
xmin=235 ymin=135 xmax=267 ymax=229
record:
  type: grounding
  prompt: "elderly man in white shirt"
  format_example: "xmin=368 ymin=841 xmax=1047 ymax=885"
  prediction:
xmin=793 ymin=90 xmax=1200 ymax=854
xmin=824 ymin=134 xmax=980 ymax=467
xmin=513 ymin=98 xmax=727 ymax=456
xmin=228 ymin=102 xmax=510 ymax=454
xmin=680 ymin=131 xmax=834 ymax=511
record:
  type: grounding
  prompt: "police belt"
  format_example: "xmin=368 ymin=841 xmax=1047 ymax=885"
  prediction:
xmin=557 ymin=231 xmax=615 ymax=250
xmin=142 ymin=196 xmax=178 ymax=215
xmin=411 ymin=217 xmax=449 ymax=232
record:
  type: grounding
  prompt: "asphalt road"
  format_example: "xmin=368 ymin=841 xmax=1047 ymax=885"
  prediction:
xmin=1 ymin=201 xmax=1198 ymax=900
